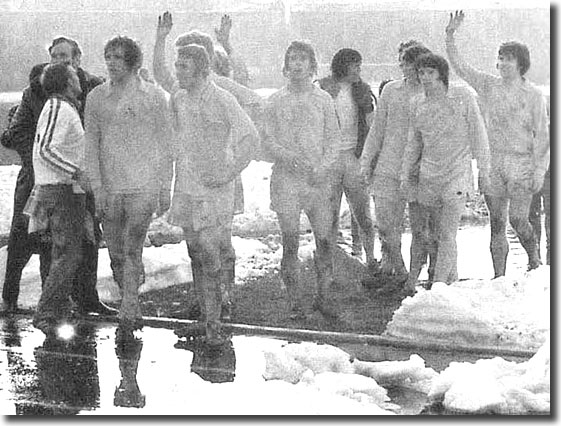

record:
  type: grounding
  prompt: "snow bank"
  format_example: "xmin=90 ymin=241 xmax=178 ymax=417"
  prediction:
xmin=428 ymin=338 xmax=550 ymax=414
xmin=262 ymin=341 xmax=437 ymax=413
xmin=384 ymin=266 xmax=550 ymax=351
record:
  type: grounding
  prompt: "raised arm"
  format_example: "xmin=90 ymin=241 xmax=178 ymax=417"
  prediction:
xmin=153 ymin=11 xmax=177 ymax=94
xmin=445 ymin=10 xmax=493 ymax=95
xmin=215 ymin=14 xmax=250 ymax=86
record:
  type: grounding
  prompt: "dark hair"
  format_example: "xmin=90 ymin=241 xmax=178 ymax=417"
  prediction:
xmin=401 ymin=45 xmax=431 ymax=65
xmin=398 ymin=39 xmax=422 ymax=55
xmin=177 ymin=44 xmax=210 ymax=78
xmin=498 ymin=41 xmax=530 ymax=76
xmin=175 ymin=31 xmax=214 ymax=60
xmin=415 ymin=53 xmax=449 ymax=88
xmin=283 ymin=40 xmax=318 ymax=76
xmin=378 ymin=79 xmax=393 ymax=97
xmin=40 ymin=63 xmax=73 ymax=97
xmin=331 ymin=48 xmax=362 ymax=80
xmin=48 ymin=36 xmax=82 ymax=59
xmin=104 ymin=36 xmax=143 ymax=71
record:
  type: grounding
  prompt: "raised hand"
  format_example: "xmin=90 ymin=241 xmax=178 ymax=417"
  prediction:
xmin=446 ymin=10 xmax=465 ymax=35
xmin=215 ymin=14 xmax=232 ymax=51
xmin=157 ymin=11 xmax=173 ymax=39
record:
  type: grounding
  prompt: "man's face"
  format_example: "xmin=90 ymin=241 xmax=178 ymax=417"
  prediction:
xmin=50 ymin=41 xmax=78 ymax=68
xmin=104 ymin=46 xmax=131 ymax=83
xmin=399 ymin=57 xmax=416 ymax=80
xmin=67 ymin=66 xmax=82 ymax=98
xmin=344 ymin=61 xmax=361 ymax=83
xmin=418 ymin=66 xmax=441 ymax=90
xmin=286 ymin=49 xmax=313 ymax=82
xmin=497 ymin=53 xmax=521 ymax=80
xmin=175 ymin=56 xmax=201 ymax=89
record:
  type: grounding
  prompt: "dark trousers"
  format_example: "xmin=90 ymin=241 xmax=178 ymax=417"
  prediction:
xmin=35 ymin=186 xmax=85 ymax=321
xmin=2 ymin=169 xmax=51 ymax=304
xmin=3 ymin=170 xmax=102 ymax=308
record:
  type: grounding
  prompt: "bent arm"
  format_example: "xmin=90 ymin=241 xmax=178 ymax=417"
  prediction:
xmin=84 ymin=96 xmax=103 ymax=192
xmin=445 ymin=31 xmax=493 ymax=95
xmin=261 ymin=101 xmax=296 ymax=165
xmin=360 ymin=92 xmax=388 ymax=173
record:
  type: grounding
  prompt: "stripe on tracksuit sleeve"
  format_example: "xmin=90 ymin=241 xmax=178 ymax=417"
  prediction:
xmin=39 ymin=98 xmax=79 ymax=176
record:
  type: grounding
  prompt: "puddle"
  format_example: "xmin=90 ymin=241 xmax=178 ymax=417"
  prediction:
xmin=1 ymin=318 xmax=435 ymax=415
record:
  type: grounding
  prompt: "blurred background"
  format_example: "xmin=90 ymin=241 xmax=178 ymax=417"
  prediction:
xmin=0 ymin=0 xmax=550 ymax=90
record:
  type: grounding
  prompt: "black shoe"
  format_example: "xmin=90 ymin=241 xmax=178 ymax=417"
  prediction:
xmin=80 ymin=302 xmax=119 ymax=316
xmin=312 ymin=296 xmax=339 ymax=320
xmin=288 ymin=304 xmax=307 ymax=321
xmin=187 ymin=302 xmax=203 ymax=321
xmin=220 ymin=302 xmax=233 ymax=322
xmin=114 ymin=387 xmax=146 ymax=408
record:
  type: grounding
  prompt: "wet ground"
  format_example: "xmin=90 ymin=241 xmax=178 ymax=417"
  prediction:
xmin=0 ymin=316 xmax=423 ymax=415
xmin=0 ymin=313 xmax=535 ymax=416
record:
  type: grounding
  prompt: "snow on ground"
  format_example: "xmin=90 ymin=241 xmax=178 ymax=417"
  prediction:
xmin=258 ymin=338 xmax=549 ymax=415
xmin=0 ymin=163 xmax=551 ymax=414
xmin=384 ymin=266 xmax=550 ymax=352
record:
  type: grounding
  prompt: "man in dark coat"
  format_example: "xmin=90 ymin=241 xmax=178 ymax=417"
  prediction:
xmin=318 ymin=48 xmax=378 ymax=270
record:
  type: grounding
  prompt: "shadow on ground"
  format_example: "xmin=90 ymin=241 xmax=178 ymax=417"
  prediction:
xmin=134 ymin=248 xmax=407 ymax=335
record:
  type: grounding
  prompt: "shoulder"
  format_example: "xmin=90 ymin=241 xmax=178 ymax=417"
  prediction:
xmin=85 ymin=82 xmax=107 ymax=103
xmin=378 ymin=79 xmax=402 ymax=100
xmin=523 ymin=80 xmax=547 ymax=101
xmin=317 ymin=76 xmax=336 ymax=91
xmin=448 ymin=84 xmax=477 ymax=101
xmin=78 ymin=68 xmax=105 ymax=91
xmin=211 ymin=82 xmax=239 ymax=103
xmin=145 ymin=81 xmax=168 ymax=102
xmin=266 ymin=87 xmax=288 ymax=104
xmin=311 ymin=85 xmax=335 ymax=103
xmin=354 ymin=79 xmax=372 ymax=92
xmin=384 ymin=79 xmax=403 ymax=93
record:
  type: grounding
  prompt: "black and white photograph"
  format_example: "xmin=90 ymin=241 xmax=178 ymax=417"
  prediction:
xmin=0 ymin=0 xmax=551 ymax=416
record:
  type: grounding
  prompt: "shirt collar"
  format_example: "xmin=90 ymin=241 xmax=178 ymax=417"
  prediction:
xmin=104 ymin=74 xmax=149 ymax=97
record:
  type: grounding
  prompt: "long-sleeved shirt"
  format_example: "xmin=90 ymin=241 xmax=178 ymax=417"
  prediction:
xmin=360 ymin=78 xmax=424 ymax=181
xmin=402 ymin=86 xmax=491 ymax=198
xmin=446 ymin=35 xmax=549 ymax=178
xmin=84 ymin=76 xmax=173 ymax=195
xmin=263 ymin=84 xmax=341 ymax=180
xmin=33 ymin=96 xmax=84 ymax=187
xmin=171 ymin=80 xmax=259 ymax=198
